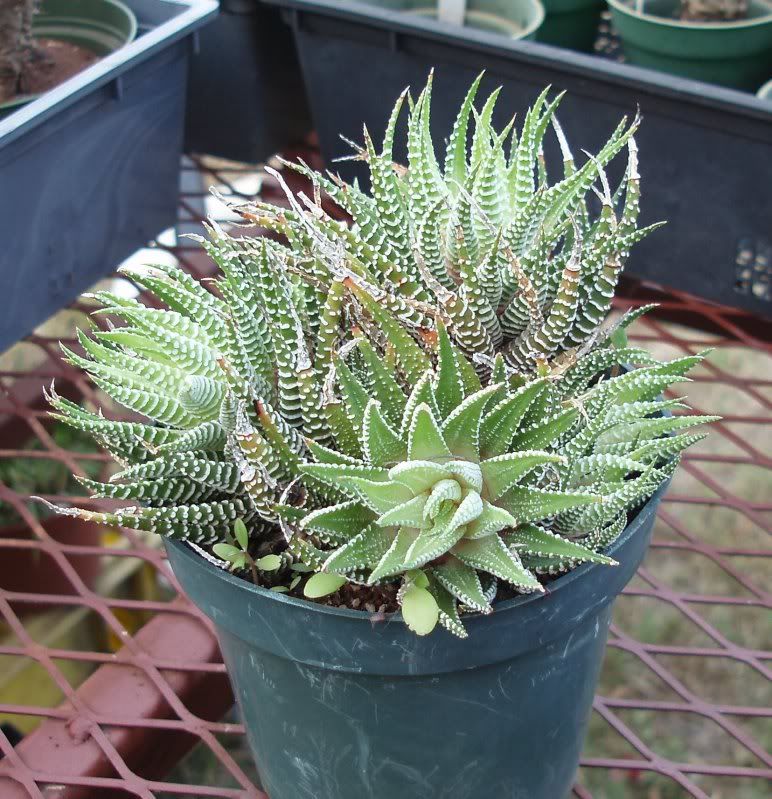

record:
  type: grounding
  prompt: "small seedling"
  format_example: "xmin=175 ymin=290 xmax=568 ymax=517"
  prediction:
xmin=213 ymin=518 xmax=266 ymax=584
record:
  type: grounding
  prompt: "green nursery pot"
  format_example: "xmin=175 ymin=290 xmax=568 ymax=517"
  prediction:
xmin=536 ymin=0 xmax=605 ymax=52
xmin=166 ymin=482 xmax=669 ymax=799
xmin=608 ymin=0 xmax=772 ymax=90
xmin=363 ymin=0 xmax=545 ymax=40
xmin=0 ymin=0 xmax=137 ymax=112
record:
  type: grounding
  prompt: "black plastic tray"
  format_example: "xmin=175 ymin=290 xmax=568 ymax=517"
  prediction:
xmin=265 ymin=0 xmax=772 ymax=318
xmin=184 ymin=0 xmax=312 ymax=164
xmin=0 ymin=0 xmax=218 ymax=353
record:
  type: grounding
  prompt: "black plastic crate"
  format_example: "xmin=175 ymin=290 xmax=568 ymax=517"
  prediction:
xmin=266 ymin=0 xmax=772 ymax=318
xmin=185 ymin=0 xmax=312 ymax=163
xmin=0 ymin=0 xmax=217 ymax=353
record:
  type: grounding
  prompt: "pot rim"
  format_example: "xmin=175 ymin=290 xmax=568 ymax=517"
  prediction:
xmin=34 ymin=0 xmax=138 ymax=41
xmin=607 ymin=0 xmax=772 ymax=30
xmin=407 ymin=1 xmax=546 ymax=38
xmin=0 ymin=0 xmax=138 ymax=112
xmin=167 ymin=480 xmax=667 ymax=628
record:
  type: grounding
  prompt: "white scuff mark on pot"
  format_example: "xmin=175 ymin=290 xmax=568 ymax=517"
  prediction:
xmin=371 ymin=757 xmax=440 ymax=794
xmin=425 ymin=690 xmax=505 ymax=718
xmin=561 ymin=630 xmax=576 ymax=660
xmin=497 ymin=672 xmax=512 ymax=702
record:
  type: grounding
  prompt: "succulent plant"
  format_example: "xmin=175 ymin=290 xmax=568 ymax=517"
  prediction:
xmin=44 ymin=77 xmax=716 ymax=637
xmin=45 ymin=255 xmax=714 ymax=636
xmin=240 ymin=74 xmax=656 ymax=376
xmin=277 ymin=322 xmax=714 ymax=636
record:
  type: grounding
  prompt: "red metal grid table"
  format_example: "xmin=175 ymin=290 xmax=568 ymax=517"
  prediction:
xmin=0 ymin=154 xmax=769 ymax=799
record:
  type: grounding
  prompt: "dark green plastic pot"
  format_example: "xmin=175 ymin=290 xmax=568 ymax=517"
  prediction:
xmin=361 ymin=0 xmax=544 ymax=39
xmin=537 ymin=0 xmax=604 ymax=52
xmin=166 ymin=482 xmax=668 ymax=798
xmin=0 ymin=0 xmax=137 ymax=113
xmin=608 ymin=0 xmax=772 ymax=90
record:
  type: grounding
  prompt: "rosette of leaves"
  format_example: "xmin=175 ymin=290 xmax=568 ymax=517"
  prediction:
xmin=43 ymin=249 xmax=714 ymax=639
xmin=38 ymin=219 xmax=624 ymax=550
xmin=42 ymin=244 xmax=325 ymax=551
xmin=44 ymin=77 xmax=661 ymax=531
xmin=237 ymin=73 xmax=659 ymax=375
xmin=274 ymin=323 xmax=715 ymax=637
xmin=41 ymin=78 xmax=716 ymax=637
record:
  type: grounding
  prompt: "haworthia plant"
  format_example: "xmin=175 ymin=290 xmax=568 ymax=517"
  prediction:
xmin=279 ymin=327 xmax=714 ymax=637
xmin=45 ymin=77 xmax=716 ymax=637
xmin=238 ymin=74 xmax=657 ymax=375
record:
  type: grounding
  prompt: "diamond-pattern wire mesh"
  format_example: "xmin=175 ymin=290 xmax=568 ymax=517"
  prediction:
xmin=0 ymin=154 xmax=769 ymax=798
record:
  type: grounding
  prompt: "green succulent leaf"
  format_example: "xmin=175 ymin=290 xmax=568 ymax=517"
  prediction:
xmin=322 ymin=525 xmax=393 ymax=573
xmin=463 ymin=500 xmax=518 ymax=539
xmin=401 ymin=584 xmax=440 ymax=636
xmin=356 ymin=338 xmax=407 ymax=425
xmin=480 ymin=451 xmax=564 ymax=500
xmin=441 ymin=384 xmax=501 ymax=461
xmin=346 ymin=280 xmax=431 ymax=383
xmin=403 ymin=507 xmax=469 ymax=570
xmin=389 ymin=461 xmax=449 ymax=493
xmin=301 ymin=500 xmax=377 ymax=542
xmin=340 ymin=477 xmax=414 ymax=514
xmin=377 ymin=494 xmax=429 ymax=529
xmin=511 ymin=406 xmax=579 ymax=450
xmin=408 ymin=403 xmax=453 ymax=462
xmin=453 ymin=535 xmax=542 ymax=591
xmin=363 ymin=400 xmax=407 ymax=467
xmin=305 ymin=437 xmax=360 ymax=466
xmin=336 ymin=357 xmax=371 ymax=432
xmin=428 ymin=576 xmax=468 ymax=638
xmin=498 ymin=485 xmax=601 ymax=521
xmin=301 ymin=462 xmax=389 ymax=488
xmin=479 ymin=379 xmax=548 ymax=458
xmin=368 ymin=528 xmax=416 ymax=583
xmin=423 ymin=478 xmax=463 ymax=521
xmin=444 ymin=460 xmax=484 ymax=492
xmin=505 ymin=523 xmax=617 ymax=565
xmin=433 ymin=557 xmax=491 ymax=612
xmin=434 ymin=323 xmax=465 ymax=419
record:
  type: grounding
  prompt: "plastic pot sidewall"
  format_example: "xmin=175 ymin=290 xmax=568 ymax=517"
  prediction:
xmin=537 ymin=0 xmax=605 ymax=51
xmin=362 ymin=0 xmax=545 ymax=39
xmin=608 ymin=0 xmax=772 ymax=89
xmin=166 ymin=482 xmax=668 ymax=798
